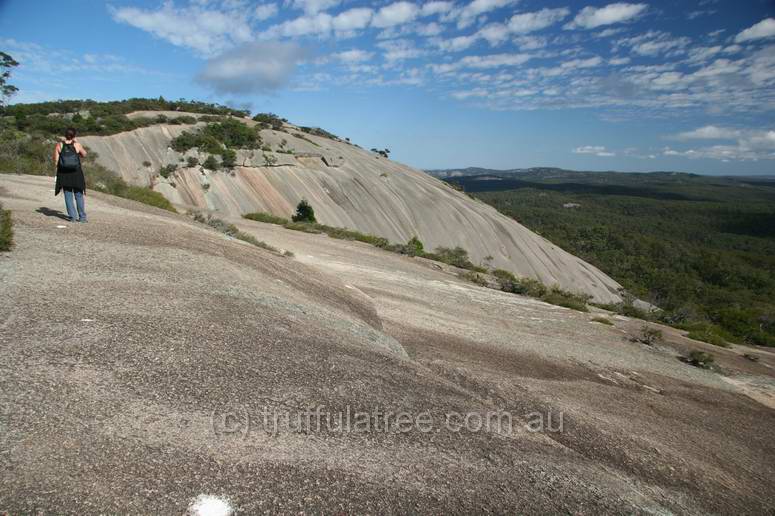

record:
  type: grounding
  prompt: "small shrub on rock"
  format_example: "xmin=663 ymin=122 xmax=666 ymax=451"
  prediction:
xmin=636 ymin=326 xmax=663 ymax=346
xmin=687 ymin=350 xmax=715 ymax=369
xmin=292 ymin=199 xmax=316 ymax=223
xmin=202 ymin=155 xmax=219 ymax=171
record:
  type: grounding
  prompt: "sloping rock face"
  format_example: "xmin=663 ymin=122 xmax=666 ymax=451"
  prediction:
xmin=80 ymin=113 xmax=623 ymax=303
xmin=2 ymin=174 xmax=775 ymax=514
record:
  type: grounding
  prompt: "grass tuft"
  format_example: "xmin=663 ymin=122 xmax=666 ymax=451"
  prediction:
xmin=193 ymin=213 xmax=283 ymax=254
xmin=0 ymin=204 xmax=13 ymax=252
xmin=243 ymin=211 xmax=290 ymax=225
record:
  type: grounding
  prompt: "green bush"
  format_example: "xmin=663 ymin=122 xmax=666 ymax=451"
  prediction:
xmin=121 ymin=186 xmax=176 ymax=212
xmin=280 ymin=219 xmax=389 ymax=247
xmin=202 ymin=155 xmax=219 ymax=171
xmin=158 ymin=164 xmax=177 ymax=179
xmin=405 ymin=236 xmax=424 ymax=256
xmin=186 ymin=156 xmax=199 ymax=168
xmin=282 ymin=221 xmax=322 ymax=234
xmin=0 ymin=128 xmax=51 ymax=175
xmin=686 ymin=329 xmax=730 ymax=348
xmin=142 ymin=160 xmax=151 ymax=167
xmin=174 ymin=115 xmax=197 ymax=124
xmin=300 ymin=126 xmax=339 ymax=140
xmin=243 ymin=211 xmax=289 ymax=225
xmin=292 ymin=199 xmax=316 ymax=223
xmin=426 ymin=246 xmax=479 ymax=270
xmin=541 ymin=286 xmax=590 ymax=312
xmin=170 ymin=118 xmax=261 ymax=158
xmin=0 ymin=204 xmax=13 ymax=252
xmin=221 ymin=148 xmax=237 ymax=169
xmin=635 ymin=325 xmax=663 ymax=345
xmin=252 ymin=113 xmax=285 ymax=130
xmin=687 ymin=350 xmax=715 ymax=369
xmin=591 ymin=316 xmax=614 ymax=325
xmin=460 ymin=270 xmax=489 ymax=286
xmin=193 ymin=213 xmax=280 ymax=253
xmin=492 ymin=269 xmax=547 ymax=297
xmin=293 ymin=132 xmax=320 ymax=147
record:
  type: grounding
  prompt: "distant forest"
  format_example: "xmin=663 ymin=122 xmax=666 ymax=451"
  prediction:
xmin=447 ymin=171 xmax=775 ymax=347
xmin=0 ymin=97 xmax=248 ymax=137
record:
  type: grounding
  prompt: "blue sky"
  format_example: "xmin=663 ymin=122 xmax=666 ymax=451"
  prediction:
xmin=1 ymin=0 xmax=774 ymax=174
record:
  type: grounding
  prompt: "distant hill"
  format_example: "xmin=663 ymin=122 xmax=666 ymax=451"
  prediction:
xmin=425 ymin=166 xmax=705 ymax=181
xmin=425 ymin=166 xmax=569 ymax=179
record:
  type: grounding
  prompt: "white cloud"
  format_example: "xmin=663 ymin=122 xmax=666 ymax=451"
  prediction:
xmin=632 ymin=37 xmax=689 ymax=56
xmin=562 ymin=56 xmax=602 ymax=69
xmin=687 ymin=10 xmax=715 ymax=20
xmin=616 ymin=31 xmax=690 ymax=57
xmin=333 ymin=7 xmax=374 ymax=31
xmin=663 ymin=127 xmax=775 ymax=160
xmin=609 ymin=56 xmax=630 ymax=65
xmin=266 ymin=12 xmax=333 ymax=37
xmin=372 ymin=2 xmax=420 ymax=28
xmin=508 ymin=8 xmax=570 ymax=34
xmin=650 ymin=71 xmax=685 ymax=89
xmin=254 ymin=3 xmax=279 ymax=21
xmin=748 ymin=45 xmax=775 ymax=85
xmin=1 ymin=38 xmax=168 ymax=80
xmin=513 ymin=35 xmax=547 ymax=50
xmin=110 ymin=3 xmax=253 ymax=56
xmin=687 ymin=45 xmax=722 ymax=64
xmin=565 ymin=3 xmax=647 ymax=30
xmin=434 ymin=7 xmax=567 ymax=52
xmin=263 ymin=6 xmax=374 ymax=38
xmin=692 ymin=58 xmax=740 ymax=77
xmin=421 ymin=1 xmax=454 ymax=16
xmin=674 ymin=125 xmax=741 ymax=140
xmin=461 ymin=53 xmax=532 ymax=68
xmin=454 ymin=0 xmax=518 ymax=29
xmin=451 ymin=88 xmax=490 ymax=99
xmin=196 ymin=41 xmax=306 ymax=94
xmin=478 ymin=23 xmax=511 ymax=45
xmin=333 ymin=49 xmax=374 ymax=63
xmin=573 ymin=145 xmax=616 ymax=156
xmin=286 ymin=0 xmax=341 ymax=15
xmin=417 ymin=22 xmax=444 ymax=36
xmin=377 ymin=39 xmax=426 ymax=61
xmin=735 ymin=18 xmax=775 ymax=43
xmin=436 ymin=34 xmax=479 ymax=51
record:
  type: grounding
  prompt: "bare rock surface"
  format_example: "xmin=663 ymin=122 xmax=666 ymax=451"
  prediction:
xmin=1 ymin=174 xmax=774 ymax=514
xmin=80 ymin=114 xmax=623 ymax=303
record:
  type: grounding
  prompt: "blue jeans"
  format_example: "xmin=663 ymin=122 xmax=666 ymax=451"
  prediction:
xmin=63 ymin=188 xmax=86 ymax=222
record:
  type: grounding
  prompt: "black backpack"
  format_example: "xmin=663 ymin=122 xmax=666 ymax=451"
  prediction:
xmin=58 ymin=142 xmax=80 ymax=172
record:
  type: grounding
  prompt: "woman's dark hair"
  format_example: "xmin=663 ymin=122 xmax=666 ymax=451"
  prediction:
xmin=65 ymin=127 xmax=77 ymax=140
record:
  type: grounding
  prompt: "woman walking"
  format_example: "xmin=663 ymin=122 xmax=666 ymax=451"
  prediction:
xmin=53 ymin=127 xmax=88 ymax=223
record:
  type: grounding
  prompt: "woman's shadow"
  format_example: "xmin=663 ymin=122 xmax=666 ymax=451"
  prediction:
xmin=36 ymin=207 xmax=71 ymax=221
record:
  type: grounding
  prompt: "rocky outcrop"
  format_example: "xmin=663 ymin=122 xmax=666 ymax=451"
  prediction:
xmin=2 ymin=174 xmax=774 ymax=514
xmin=80 ymin=113 xmax=624 ymax=303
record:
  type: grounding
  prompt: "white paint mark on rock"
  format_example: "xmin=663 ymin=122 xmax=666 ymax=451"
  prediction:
xmin=81 ymin=318 xmax=95 ymax=322
xmin=188 ymin=494 xmax=233 ymax=516
xmin=56 ymin=225 xmax=67 ymax=229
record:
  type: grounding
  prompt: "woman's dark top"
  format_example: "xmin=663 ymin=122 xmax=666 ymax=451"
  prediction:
xmin=55 ymin=141 xmax=86 ymax=195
